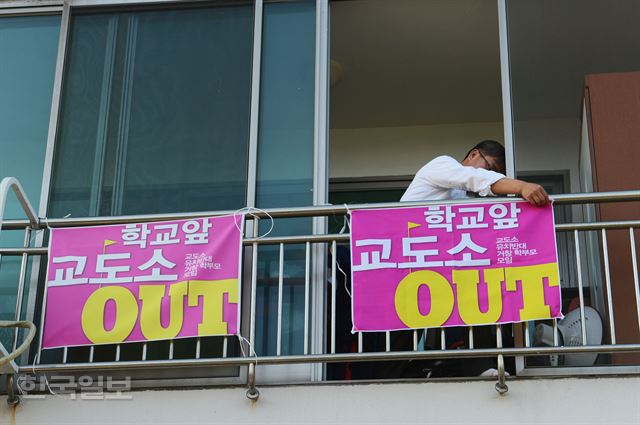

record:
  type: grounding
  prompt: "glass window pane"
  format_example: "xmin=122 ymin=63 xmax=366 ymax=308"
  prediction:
xmin=508 ymin=0 xmax=640 ymax=190
xmin=256 ymin=0 xmax=315 ymax=211
xmin=0 ymin=15 xmax=59 ymax=218
xmin=330 ymin=0 xmax=503 ymax=189
xmin=0 ymin=15 xmax=60 ymax=348
xmin=255 ymin=0 xmax=316 ymax=356
xmin=49 ymin=5 xmax=254 ymax=218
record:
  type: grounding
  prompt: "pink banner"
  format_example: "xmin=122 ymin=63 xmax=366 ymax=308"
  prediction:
xmin=42 ymin=215 xmax=243 ymax=349
xmin=350 ymin=201 xmax=562 ymax=332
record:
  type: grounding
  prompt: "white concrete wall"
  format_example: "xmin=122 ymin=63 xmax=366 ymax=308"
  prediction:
xmin=1 ymin=377 xmax=639 ymax=424
xmin=514 ymin=118 xmax=581 ymax=192
xmin=329 ymin=122 xmax=504 ymax=178
xmin=330 ymin=119 xmax=581 ymax=192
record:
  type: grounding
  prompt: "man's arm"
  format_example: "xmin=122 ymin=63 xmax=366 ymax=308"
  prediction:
xmin=491 ymin=178 xmax=550 ymax=206
xmin=421 ymin=156 xmax=505 ymax=197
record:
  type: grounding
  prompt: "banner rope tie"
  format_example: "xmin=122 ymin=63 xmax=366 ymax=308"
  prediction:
xmin=237 ymin=335 xmax=258 ymax=366
xmin=234 ymin=207 xmax=274 ymax=240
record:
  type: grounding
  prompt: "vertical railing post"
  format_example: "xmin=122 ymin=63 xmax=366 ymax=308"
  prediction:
xmin=12 ymin=228 xmax=32 ymax=353
xmin=495 ymin=324 xmax=508 ymax=395
xmin=246 ymin=217 xmax=260 ymax=400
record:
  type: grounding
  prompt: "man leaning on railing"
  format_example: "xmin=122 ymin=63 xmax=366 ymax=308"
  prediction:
xmin=396 ymin=140 xmax=550 ymax=377
xmin=400 ymin=140 xmax=549 ymax=206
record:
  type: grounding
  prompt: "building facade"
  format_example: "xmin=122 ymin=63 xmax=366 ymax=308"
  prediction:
xmin=1 ymin=0 xmax=640 ymax=423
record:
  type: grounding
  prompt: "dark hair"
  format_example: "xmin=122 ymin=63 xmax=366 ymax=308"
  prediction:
xmin=464 ymin=140 xmax=505 ymax=173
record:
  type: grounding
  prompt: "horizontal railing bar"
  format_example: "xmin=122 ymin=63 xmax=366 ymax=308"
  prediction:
xmin=517 ymin=365 xmax=640 ymax=377
xmin=22 ymin=344 xmax=640 ymax=373
xmin=2 ymin=190 xmax=640 ymax=230
xmin=0 ymin=1 xmax=63 ymax=10
xmin=243 ymin=234 xmax=350 ymax=245
xmin=1 ymin=220 xmax=638 ymax=253
xmin=69 ymin=0 xmax=226 ymax=8
xmin=550 ymin=190 xmax=640 ymax=204
xmin=555 ymin=220 xmax=640 ymax=231
xmin=0 ymin=247 xmax=48 ymax=256
xmin=0 ymin=6 xmax=62 ymax=14
xmin=238 ymin=190 xmax=640 ymax=216
xmin=0 ymin=0 xmax=215 ymax=8
xmin=0 ymin=209 xmax=239 ymax=230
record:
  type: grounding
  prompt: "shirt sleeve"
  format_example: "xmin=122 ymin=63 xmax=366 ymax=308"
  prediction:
xmin=419 ymin=156 xmax=505 ymax=197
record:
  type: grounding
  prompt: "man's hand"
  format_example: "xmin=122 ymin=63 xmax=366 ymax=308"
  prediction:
xmin=490 ymin=178 xmax=550 ymax=206
xmin=519 ymin=182 xmax=549 ymax=206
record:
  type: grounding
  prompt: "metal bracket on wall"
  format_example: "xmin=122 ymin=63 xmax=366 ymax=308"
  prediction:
xmin=246 ymin=362 xmax=260 ymax=401
xmin=495 ymin=354 xmax=509 ymax=395
xmin=1 ymin=320 xmax=37 ymax=405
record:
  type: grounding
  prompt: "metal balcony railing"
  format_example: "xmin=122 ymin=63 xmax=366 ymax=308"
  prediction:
xmin=1 ymin=177 xmax=640 ymax=398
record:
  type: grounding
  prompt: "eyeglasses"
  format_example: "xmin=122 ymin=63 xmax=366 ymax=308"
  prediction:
xmin=477 ymin=150 xmax=499 ymax=173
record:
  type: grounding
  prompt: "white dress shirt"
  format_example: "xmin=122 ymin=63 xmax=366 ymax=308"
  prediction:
xmin=400 ymin=155 xmax=505 ymax=202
